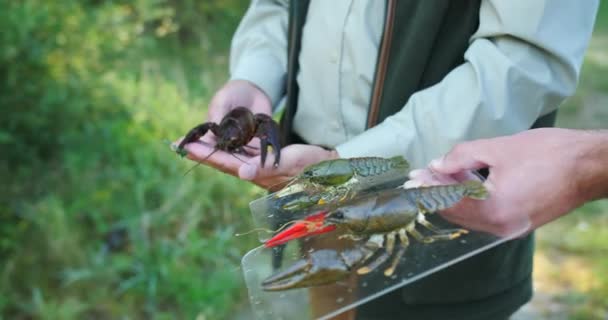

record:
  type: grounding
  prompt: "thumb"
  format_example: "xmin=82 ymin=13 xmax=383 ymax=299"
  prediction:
xmin=237 ymin=153 xmax=283 ymax=180
xmin=239 ymin=162 xmax=259 ymax=180
xmin=430 ymin=140 xmax=492 ymax=175
xmin=207 ymin=97 xmax=231 ymax=124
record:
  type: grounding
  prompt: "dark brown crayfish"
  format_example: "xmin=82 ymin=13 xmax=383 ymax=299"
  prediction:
xmin=177 ymin=107 xmax=281 ymax=168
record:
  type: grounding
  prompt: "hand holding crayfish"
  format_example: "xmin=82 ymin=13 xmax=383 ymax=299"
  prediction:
xmin=176 ymin=79 xmax=281 ymax=168
xmin=175 ymin=80 xmax=340 ymax=191
xmin=408 ymin=129 xmax=608 ymax=236
xmin=177 ymin=106 xmax=281 ymax=167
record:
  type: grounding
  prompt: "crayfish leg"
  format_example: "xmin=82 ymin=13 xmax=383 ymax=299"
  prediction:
xmin=178 ymin=122 xmax=219 ymax=150
xmin=416 ymin=213 xmax=469 ymax=238
xmin=356 ymin=234 xmax=393 ymax=275
xmin=415 ymin=212 xmax=442 ymax=233
xmin=384 ymin=229 xmax=409 ymax=277
xmin=408 ymin=227 xmax=468 ymax=244
xmin=357 ymin=250 xmax=390 ymax=275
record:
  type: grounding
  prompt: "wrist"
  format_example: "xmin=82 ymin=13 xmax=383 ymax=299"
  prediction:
xmin=574 ymin=130 xmax=608 ymax=203
xmin=229 ymin=53 xmax=286 ymax=108
xmin=217 ymin=79 xmax=272 ymax=116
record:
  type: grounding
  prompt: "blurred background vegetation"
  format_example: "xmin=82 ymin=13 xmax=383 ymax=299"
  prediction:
xmin=1 ymin=0 xmax=257 ymax=319
xmin=0 ymin=1 xmax=606 ymax=319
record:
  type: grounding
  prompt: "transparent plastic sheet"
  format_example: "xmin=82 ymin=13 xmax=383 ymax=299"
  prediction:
xmin=241 ymin=182 xmax=530 ymax=320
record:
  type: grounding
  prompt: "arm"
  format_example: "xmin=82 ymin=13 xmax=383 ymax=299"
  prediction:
xmin=229 ymin=0 xmax=289 ymax=109
xmin=336 ymin=0 xmax=599 ymax=169
xmin=178 ymin=0 xmax=320 ymax=190
xmin=207 ymin=0 xmax=290 ymax=123
xmin=576 ymin=130 xmax=608 ymax=202
xmin=419 ymin=129 xmax=608 ymax=236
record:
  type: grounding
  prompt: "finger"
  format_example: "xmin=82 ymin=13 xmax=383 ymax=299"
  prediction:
xmin=429 ymin=140 xmax=494 ymax=175
xmin=438 ymin=198 xmax=496 ymax=233
xmin=431 ymin=169 xmax=484 ymax=183
xmin=435 ymin=181 xmax=529 ymax=237
xmin=183 ymin=142 xmax=251 ymax=176
xmin=200 ymin=132 xmax=217 ymax=145
xmin=443 ymin=212 xmax=531 ymax=238
xmin=244 ymin=137 xmax=262 ymax=156
xmin=207 ymin=92 xmax=235 ymax=123
xmin=239 ymin=162 xmax=258 ymax=181
xmin=207 ymin=105 xmax=229 ymax=124
xmin=403 ymin=180 xmax=423 ymax=189
xmin=450 ymin=170 xmax=484 ymax=182
xmin=239 ymin=152 xmax=284 ymax=180
xmin=409 ymin=169 xmax=455 ymax=186
xmin=238 ymin=159 xmax=292 ymax=191
xmin=408 ymin=169 xmax=431 ymax=181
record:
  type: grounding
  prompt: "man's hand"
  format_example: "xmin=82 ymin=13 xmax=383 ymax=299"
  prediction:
xmin=408 ymin=128 xmax=600 ymax=237
xmin=178 ymin=141 xmax=339 ymax=191
xmin=194 ymin=79 xmax=274 ymax=153
xmin=207 ymin=79 xmax=273 ymax=123
xmin=175 ymin=79 xmax=340 ymax=190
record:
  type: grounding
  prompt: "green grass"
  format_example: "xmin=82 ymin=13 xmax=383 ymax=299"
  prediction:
xmin=535 ymin=200 xmax=608 ymax=319
xmin=0 ymin=1 xmax=258 ymax=319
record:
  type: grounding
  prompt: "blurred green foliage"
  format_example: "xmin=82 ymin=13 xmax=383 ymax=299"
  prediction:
xmin=1 ymin=0 xmax=607 ymax=319
xmin=0 ymin=0 xmax=259 ymax=319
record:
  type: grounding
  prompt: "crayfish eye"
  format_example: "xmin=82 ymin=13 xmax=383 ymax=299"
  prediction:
xmin=332 ymin=211 xmax=344 ymax=220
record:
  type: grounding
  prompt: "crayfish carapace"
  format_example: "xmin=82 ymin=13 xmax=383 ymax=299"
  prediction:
xmin=261 ymin=181 xmax=488 ymax=291
xmin=275 ymin=156 xmax=410 ymax=211
xmin=177 ymin=107 xmax=281 ymax=168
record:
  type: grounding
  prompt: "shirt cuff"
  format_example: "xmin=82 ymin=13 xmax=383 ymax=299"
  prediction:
xmin=230 ymin=53 xmax=286 ymax=108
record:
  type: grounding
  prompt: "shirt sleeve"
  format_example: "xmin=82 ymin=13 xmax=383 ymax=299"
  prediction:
xmin=336 ymin=0 xmax=599 ymax=169
xmin=229 ymin=0 xmax=289 ymax=108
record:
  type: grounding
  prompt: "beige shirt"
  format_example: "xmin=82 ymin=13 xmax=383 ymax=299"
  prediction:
xmin=229 ymin=0 xmax=598 ymax=168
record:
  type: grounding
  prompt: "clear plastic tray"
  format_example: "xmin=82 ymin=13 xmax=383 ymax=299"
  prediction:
xmin=241 ymin=178 xmax=529 ymax=319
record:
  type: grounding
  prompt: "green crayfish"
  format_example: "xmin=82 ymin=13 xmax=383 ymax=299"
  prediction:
xmin=262 ymin=181 xmax=488 ymax=291
xmin=275 ymin=156 xmax=410 ymax=211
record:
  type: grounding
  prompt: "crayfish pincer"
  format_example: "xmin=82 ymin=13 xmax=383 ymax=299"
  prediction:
xmin=177 ymin=107 xmax=281 ymax=168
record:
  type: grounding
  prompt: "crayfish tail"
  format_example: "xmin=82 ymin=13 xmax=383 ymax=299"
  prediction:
xmin=463 ymin=180 xmax=489 ymax=200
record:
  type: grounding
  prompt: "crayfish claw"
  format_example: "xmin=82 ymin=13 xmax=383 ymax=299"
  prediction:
xmin=261 ymin=249 xmax=351 ymax=291
xmin=254 ymin=113 xmax=281 ymax=168
xmin=261 ymin=258 xmax=311 ymax=291
xmin=177 ymin=122 xmax=217 ymax=151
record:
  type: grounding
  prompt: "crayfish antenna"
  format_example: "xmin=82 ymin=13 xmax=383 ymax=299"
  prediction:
xmin=230 ymin=153 xmax=247 ymax=164
xmin=183 ymin=162 xmax=202 ymax=176
xmin=182 ymin=148 xmax=219 ymax=176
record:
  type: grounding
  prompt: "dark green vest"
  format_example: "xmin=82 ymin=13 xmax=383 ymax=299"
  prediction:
xmin=282 ymin=1 xmax=556 ymax=319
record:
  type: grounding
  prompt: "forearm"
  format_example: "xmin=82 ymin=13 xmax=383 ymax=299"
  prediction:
xmin=576 ymin=130 xmax=608 ymax=202
xmin=229 ymin=0 xmax=289 ymax=107
xmin=337 ymin=0 xmax=598 ymax=168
